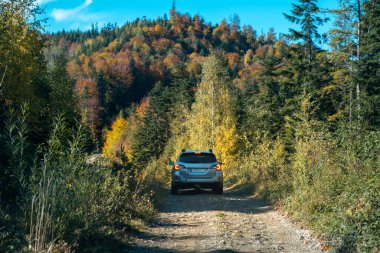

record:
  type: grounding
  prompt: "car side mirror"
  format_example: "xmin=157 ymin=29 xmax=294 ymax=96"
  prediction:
xmin=169 ymin=160 xmax=175 ymax=166
xmin=218 ymin=161 xmax=224 ymax=165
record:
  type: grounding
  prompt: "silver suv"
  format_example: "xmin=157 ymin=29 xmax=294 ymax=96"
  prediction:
xmin=169 ymin=149 xmax=223 ymax=194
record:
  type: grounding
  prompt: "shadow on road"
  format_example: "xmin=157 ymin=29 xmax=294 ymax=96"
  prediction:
xmin=162 ymin=187 xmax=272 ymax=215
xmin=127 ymin=245 xmax=240 ymax=253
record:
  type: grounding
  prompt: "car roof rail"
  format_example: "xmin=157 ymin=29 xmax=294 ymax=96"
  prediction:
xmin=181 ymin=149 xmax=186 ymax=153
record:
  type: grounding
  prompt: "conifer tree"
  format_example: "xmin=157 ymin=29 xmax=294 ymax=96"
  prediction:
xmin=132 ymin=82 xmax=172 ymax=169
xmin=360 ymin=0 xmax=380 ymax=128
xmin=284 ymin=0 xmax=332 ymax=121
xmin=256 ymin=47 xmax=284 ymax=136
xmin=169 ymin=77 xmax=195 ymax=136
xmin=284 ymin=0 xmax=329 ymax=61
xmin=49 ymin=54 xmax=78 ymax=121
xmin=328 ymin=1 xmax=358 ymax=124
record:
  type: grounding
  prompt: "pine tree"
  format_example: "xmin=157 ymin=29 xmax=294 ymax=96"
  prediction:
xmin=169 ymin=77 xmax=195 ymax=136
xmin=284 ymin=0 xmax=329 ymax=61
xmin=256 ymin=46 xmax=284 ymax=136
xmin=284 ymin=0 xmax=332 ymax=121
xmin=360 ymin=0 xmax=380 ymax=128
xmin=97 ymin=71 xmax=107 ymax=121
xmin=49 ymin=54 xmax=78 ymax=120
xmin=132 ymin=82 xmax=173 ymax=169
xmin=328 ymin=0 xmax=358 ymax=125
xmin=170 ymin=0 xmax=177 ymax=24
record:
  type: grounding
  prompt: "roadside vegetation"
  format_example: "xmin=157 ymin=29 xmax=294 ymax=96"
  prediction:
xmin=0 ymin=0 xmax=379 ymax=252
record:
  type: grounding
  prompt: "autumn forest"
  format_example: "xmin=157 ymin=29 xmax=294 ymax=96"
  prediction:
xmin=0 ymin=0 xmax=379 ymax=252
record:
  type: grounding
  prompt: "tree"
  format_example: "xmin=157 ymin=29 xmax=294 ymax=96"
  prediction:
xmin=328 ymin=0 xmax=379 ymax=128
xmin=97 ymin=71 xmax=108 ymax=120
xmin=168 ymin=77 xmax=195 ymax=136
xmin=132 ymin=82 xmax=173 ymax=169
xmin=75 ymin=78 xmax=102 ymax=137
xmin=0 ymin=0 xmax=51 ymax=142
xmin=284 ymin=0 xmax=329 ymax=61
xmin=328 ymin=0 xmax=359 ymax=125
xmin=256 ymin=46 xmax=284 ymax=136
xmin=103 ymin=115 xmax=128 ymax=160
xmin=230 ymin=14 xmax=241 ymax=41
xmin=186 ymin=54 xmax=238 ymax=169
xmin=359 ymin=0 xmax=380 ymax=128
xmin=49 ymin=54 xmax=78 ymax=121
xmin=283 ymin=0 xmax=333 ymax=122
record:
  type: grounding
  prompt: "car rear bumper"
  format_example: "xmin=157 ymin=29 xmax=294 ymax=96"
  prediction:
xmin=172 ymin=170 xmax=223 ymax=188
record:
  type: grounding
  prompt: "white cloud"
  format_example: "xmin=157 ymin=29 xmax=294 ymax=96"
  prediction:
xmin=52 ymin=0 xmax=93 ymax=21
xmin=36 ymin=0 xmax=56 ymax=5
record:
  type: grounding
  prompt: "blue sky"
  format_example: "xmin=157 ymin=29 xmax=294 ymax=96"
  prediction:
xmin=38 ymin=0 xmax=338 ymax=36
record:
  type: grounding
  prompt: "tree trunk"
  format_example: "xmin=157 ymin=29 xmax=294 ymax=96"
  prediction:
xmin=356 ymin=0 xmax=361 ymax=119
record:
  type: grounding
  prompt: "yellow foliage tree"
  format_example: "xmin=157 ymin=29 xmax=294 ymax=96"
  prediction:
xmin=103 ymin=98 xmax=149 ymax=161
xmin=103 ymin=116 xmax=128 ymax=160
xmin=215 ymin=124 xmax=238 ymax=172
xmin=214 ymin=82 xmax=239 ymax=172
xmin=186 ymin=54 xmax=239 ymax=172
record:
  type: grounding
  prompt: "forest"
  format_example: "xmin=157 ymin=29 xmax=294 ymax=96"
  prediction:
xmin=0 ymin=0 xmax=379 ymax=252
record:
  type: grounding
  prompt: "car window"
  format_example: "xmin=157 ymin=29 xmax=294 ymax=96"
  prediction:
xmin=178 ymin=153 xmax=216 ymax=163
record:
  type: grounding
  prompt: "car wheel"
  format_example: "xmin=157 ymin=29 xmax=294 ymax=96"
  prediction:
xmin=214 ymin=183 xmax=223 ymax=194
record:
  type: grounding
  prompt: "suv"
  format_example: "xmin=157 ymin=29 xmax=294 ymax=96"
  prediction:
xmin=169 ymin=149 xmax=223 ymax=194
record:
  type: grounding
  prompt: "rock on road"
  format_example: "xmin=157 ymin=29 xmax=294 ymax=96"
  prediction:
xmin=128 ymin=187 xmax=322 ymax=253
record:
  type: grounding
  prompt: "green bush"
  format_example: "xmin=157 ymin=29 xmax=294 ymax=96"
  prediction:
xmin=285 ymin=120 xmax=379 ymax=252
xmin=235 ymin=132 xmax=291 ymax=201
xmin=235 ymin=114 xmax=379 ymax=252
xmin=1 ymin=110 xmax=155 ymax=252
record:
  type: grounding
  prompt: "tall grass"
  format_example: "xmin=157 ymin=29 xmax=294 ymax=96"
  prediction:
xmin=1 ymin=105 xmax=31 ymax=252
xmin=1 ymin=108 xmax=155 ymax=252
xmin=29 ymin=162 xmax=56 ymax=253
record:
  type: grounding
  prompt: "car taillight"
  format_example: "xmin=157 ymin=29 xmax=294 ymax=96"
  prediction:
xmin=211 ymin=164 xmax=221 ymax=171
xmin=174 ymin=164 xmax=184 ymax=170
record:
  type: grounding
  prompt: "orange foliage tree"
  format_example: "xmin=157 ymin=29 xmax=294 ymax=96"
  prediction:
xmin=75 ymin=78 xmax=102 ymax=136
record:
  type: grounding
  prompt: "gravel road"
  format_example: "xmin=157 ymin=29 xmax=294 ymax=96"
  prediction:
xmin=128 ymin=187 xmax=322 ymax=253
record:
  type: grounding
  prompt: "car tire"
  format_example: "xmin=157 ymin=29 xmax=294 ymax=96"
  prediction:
xmin=214 ymin=183 xmax=223 ymax=194
xmin=171 ymin=183 xmax=178 ymax=195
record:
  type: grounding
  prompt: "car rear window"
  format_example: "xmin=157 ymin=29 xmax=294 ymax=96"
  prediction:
xmin=178 ymin=153 xmax=217 ymax=163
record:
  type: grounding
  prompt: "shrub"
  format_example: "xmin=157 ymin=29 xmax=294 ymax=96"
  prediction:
xmin=234 ymin=104 xmax=380 ymax=252
xmin=235 ymin=132 xmax=291 ymax=201
xmin=1 ymin=109 xmax=155 ymax=252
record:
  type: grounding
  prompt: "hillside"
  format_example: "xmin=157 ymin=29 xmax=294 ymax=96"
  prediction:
xmin=0 ymin=0 xmax=379 ymax=252
xmin=44 ymin=10 xmax=282 ymax=136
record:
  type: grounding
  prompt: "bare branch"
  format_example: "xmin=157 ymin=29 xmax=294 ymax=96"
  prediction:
xmin=0 ymin=65 xmax=7 ymax=89
xmin=0 ymin=65 xmax=8 ymax=102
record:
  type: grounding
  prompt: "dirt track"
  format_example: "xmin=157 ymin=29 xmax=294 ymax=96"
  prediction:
xmin=128 ymin=187 xmax=322 ymax=253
